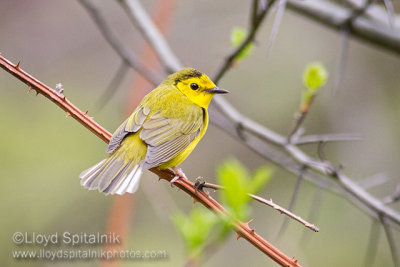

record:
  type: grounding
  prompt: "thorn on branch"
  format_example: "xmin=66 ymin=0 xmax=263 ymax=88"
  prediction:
xmin=200 ymin=180 xmax=319 ymax=232
xmin=66 ymin=112 xmax=71 ymax=118
xmin=15 ymin=61 xmax=21 ymax=69
xmin=236 ymin=233 xmax=242 ymax=240
xmin=382 ymin=184 xmax=400 ymax=204
xmin=244 ymin=219 xmax=255 ymax=233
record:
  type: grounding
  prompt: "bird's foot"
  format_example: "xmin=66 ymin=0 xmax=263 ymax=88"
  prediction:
xmin=194 ymin=177 xmax=205 ymax=192
xmin=170 ymin=167 xmax=187 ymax=186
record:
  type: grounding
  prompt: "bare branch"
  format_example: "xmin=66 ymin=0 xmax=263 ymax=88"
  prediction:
xmin=118 ymin=0 xmax=182 ymax=73
xmin=78 ymin=0 xmax=161 ymax=85
xmin=287 ymin=111 xmax=309 ymax=143
xmin=362 ymin=219 xmax=380 ymax=267
xmin=287 ymin=0 xmax=400 ymax=54
xmin=197 ymin=181 xmax=320 ymax=232
xmin=382 ymin=0 xmax=395 ymax=28
xmin=379 ymin=215 xmax=400 ymax=267
xmin=294 ymin=133 xmax=362 ymax=145
xmin=0 ymin=54 xmax=301 ymax=267
xmin=266 ymin=0 xmax=287 ymax=58
xmin=358 ymin=173 xmax=389 ymax=189
xmin=344 ymin=0 xmax=400 ymax=27
xmin=277 ymin=167 xmax=306 ymax=237
xmin=382 ymin=184 xmax=400 ymax=204
xmin=213 ymin=0 xmax=277 ymax=83
xmin=300 ymin=186 xmax=325 ymax=244
xmin=333 ymin=27 xmax=349 ymax=94
xmin=94 ymin=61 xmax=130 ymax=111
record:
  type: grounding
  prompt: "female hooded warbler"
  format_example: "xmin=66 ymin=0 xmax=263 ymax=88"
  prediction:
xmin=80 ymin=68 xmax=229 ymax=195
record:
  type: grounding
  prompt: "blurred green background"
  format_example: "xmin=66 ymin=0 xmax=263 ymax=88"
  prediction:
xmin=1 ymin=0 xmax=399 ymax=266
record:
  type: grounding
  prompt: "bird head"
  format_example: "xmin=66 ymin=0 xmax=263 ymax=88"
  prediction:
xmin=165 ymin=68 xmax=229 ymax=108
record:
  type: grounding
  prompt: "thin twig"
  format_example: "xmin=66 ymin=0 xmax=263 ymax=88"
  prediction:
xmin=251 ymin=0 xmax=260 ymax=28
xmin=198 ymin=181 xmax=320 ymax=232
xmin=341 ymin=0 xmax=375 ymax=27
xmin=287 ymin=0 xmax=400 ymax=54
xmin=266 ymin=0 xmax=287 ymax=58
xmin=0 ymin=54 xmax=301 ymax=267
xmin=287 ymin=111 xmax=308 ymax=143
xmin=94 ymin=61 xmax=130 ymax=112
xmin=118 ymin=0 xmax=182 ymax=73
xmin=78 ymin=0 xmax=161 ymax=85
xmin=277 ymin=166 xmax=307 ymax=238
xmin=333 ymin=27 xmax=349 ymax=94
xmin=382 ymin=184 xmax=400 ymax=204
xmin=382 ymin=0 xmax=395 ymax=28
xmin=300 ymin=186 xmax=325 ymax=245
xmin=362 ymin=219 xmax=380 ymax=267
xmin=379 ymin=215 xmax=400 ymax=267
xmin=334 ymin=0 xmax=374 ymax=95
xmin=357 ymin=173 xmax=389 ymax=189
xmin=294 ymin=133 xmax=362 ymax=145
xmin=213 ymin=0 xmax=277 ymax=83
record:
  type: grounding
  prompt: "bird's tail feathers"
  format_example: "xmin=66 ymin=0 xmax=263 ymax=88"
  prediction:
xmin=80 ymin=153 xmax=142 ymax=195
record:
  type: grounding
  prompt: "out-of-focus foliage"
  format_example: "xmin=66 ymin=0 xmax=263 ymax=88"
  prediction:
xmin=230 ymin=27 xmax=254 ymax=61
xmin=303 ymin=62 xmax=328 ymax=91
xmin=172 ymin=158 xmax=272 ymax=261
xmin=301 ymin=62 xmax=328 ymax=110
xmin=217 ymin=158 xmax=272 ymax=221
xmin=172 ymin=208 xmax=218 ymax=259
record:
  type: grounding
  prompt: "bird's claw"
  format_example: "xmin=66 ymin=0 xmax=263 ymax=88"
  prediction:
xmin=170 ymin=167 xmax=187 ymax=187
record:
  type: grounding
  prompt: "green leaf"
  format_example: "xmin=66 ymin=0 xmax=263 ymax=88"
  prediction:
xmin=230 ymin=27 xmax=254 ymax=61
xmin=217 ymin=158 xmax=272 ymax=221
xmin=303 ymin=62 xmax=328 ymax=91
xmin=247 ymin=166 xmax=273 ymax=195
xmin=230 ymin=27 xmax=247 ymax=46
xmin=217 ymin=158 xmax=250 ymax=220
xmin=172 ymin=208 xmax=218 ymax=258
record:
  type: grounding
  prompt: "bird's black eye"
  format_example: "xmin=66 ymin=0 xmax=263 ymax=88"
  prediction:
xmin=190 ymin=83 xmax=199 ymax=90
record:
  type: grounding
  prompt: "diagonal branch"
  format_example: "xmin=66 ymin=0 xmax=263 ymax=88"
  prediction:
xmin=214 ymin=0 xmax=277 ymax=83
xmin=287 ymin=0 xmax=400 ymax=54
xmin=0 ymin=54 xmax=301 ymax=267
xmin=118 ymin=0 xmax=182 ymax=73
xmin=78 ymin=0 xmax=162 ymax=85
xmin=197 ymin=181 xmax=320 ymax=232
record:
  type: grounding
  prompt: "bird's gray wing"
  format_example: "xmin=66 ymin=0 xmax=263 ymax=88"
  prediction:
xmin=106 ymin=105 xmax=150 ymax=153
xmin=140 ymin=107 xmax=203 ymax=169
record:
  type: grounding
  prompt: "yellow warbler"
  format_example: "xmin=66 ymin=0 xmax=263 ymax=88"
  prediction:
xmin=80 ymin=68 xmax=228 ymax=195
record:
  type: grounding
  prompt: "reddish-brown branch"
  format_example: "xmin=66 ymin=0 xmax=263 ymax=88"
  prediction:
xmin=0 ymin=54 xmax=301 ymax=267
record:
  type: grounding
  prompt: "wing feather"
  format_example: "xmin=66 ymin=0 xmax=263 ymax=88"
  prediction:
xmin=106 ymin=100 xmax=204 ymax=169
xmin=141 ymin=106 xmax=203 ymax=169
xmin=106 ymin=105 xmax=149 ymax=154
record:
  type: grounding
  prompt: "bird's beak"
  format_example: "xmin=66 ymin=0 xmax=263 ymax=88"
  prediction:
xmin=205 ymin=86 xmax=229 ymax=94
